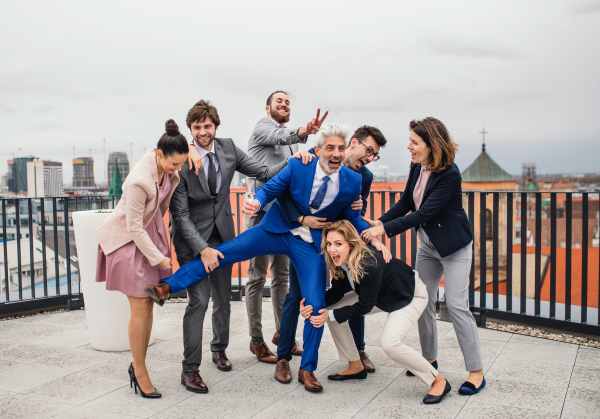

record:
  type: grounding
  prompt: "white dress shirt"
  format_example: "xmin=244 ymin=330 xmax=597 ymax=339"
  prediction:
xmin=290 ymin=162 xmax=340 ymax=243
xmin=194 ymin=141 xmax=221 ymax=194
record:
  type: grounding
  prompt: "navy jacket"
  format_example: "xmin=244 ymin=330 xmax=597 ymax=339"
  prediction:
xmin=278 ymin=147 xmax=373 ymax=222
xmin=325 ymin=246 xmax=417 ymax=324
xmin=379 ymin=162 xmax=472 ymax=258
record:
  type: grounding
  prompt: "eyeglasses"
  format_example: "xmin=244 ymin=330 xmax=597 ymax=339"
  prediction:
xmin=357 ymin=138 xmax=380 ymax=161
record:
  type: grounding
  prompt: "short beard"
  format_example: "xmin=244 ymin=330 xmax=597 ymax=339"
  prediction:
xmin=320 ymin=155 xmax=342 ymax=174
xmin=194 ymin=132 xmax=215 ymax=149
xmin=270 ymin=106 xmax=290 ymax=124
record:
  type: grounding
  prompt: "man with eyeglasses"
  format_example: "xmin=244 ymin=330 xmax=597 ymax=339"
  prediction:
xmin=274 ymin=125 xmax=387 ymax=381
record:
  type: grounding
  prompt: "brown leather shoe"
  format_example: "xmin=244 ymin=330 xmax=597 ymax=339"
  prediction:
xmin=181 ymin=371 xmax=208 ymax=393
xmin=212 ymin=351 xmax=232 ymax=371
xmin=359 ymin=350 xmax=375 ymax=373
xmin=298 ymin=368 xmax=323 ymax=392
xmin=274 ymin=359 xmax=292 ymax=384
xmin=144 ymin=283 xmax=170 ymax=306
xmin=272 ymin=331 xmax=303 ymax=356
xmin=249 ymin=340 xmax=278 ymax=364
xmin=292 ymin=342 xmax=303 ymax=356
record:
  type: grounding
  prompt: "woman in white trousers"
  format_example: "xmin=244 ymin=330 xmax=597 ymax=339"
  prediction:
xmin=301 ymin=220 xmax=450 ymax=404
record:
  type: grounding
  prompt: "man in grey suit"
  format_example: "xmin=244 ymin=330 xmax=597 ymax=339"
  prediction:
xmin=170 ymin=100 xmax=309 ymax=393
xmin=244 ymin=91 xmax=328 ymax=363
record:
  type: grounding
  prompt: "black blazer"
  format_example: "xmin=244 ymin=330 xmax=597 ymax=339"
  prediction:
xmin=379 ymin=162 xmax=472 ymax=258
xmin=277 ymin=147 xmax=373 ymax=221
xmin=325 ymin=246 xmax=417 ymax=324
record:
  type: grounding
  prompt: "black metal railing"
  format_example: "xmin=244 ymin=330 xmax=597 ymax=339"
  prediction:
xmin=2 ymin=191 xmax=599 ymax=337
xmin=1 ymin=196 xmax=117 ymax=316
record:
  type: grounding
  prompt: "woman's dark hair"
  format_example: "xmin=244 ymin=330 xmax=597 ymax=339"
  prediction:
xmin=157 ymin=119 xmax=189 ymax=156
xmin=410 ymin=117 xmax=458 ymax=173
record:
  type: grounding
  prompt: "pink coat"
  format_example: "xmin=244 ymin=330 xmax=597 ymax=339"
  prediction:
xmin=96 ymin=148 xmax=180 ymax=266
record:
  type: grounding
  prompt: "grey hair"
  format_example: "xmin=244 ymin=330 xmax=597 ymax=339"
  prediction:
xmin=314 ymin=123 xmax=350 ymax=148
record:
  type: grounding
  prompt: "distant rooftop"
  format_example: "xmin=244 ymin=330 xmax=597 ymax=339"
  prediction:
xmin=462 ymin=144 xmax=514 ymax=182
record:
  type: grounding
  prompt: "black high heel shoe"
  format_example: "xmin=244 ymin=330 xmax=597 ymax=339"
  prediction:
xmin=128 ymin=363 xmax=134 ymax=378
xmin=130 ymin=368 xmax=162 ymax=399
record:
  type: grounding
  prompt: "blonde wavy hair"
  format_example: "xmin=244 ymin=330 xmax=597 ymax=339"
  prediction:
xmin=321 ymin=220 xmax=375 ymax=284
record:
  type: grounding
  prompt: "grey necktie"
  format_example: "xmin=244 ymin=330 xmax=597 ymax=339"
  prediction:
xmin=206 ymin=152 xmax=217 ymax=196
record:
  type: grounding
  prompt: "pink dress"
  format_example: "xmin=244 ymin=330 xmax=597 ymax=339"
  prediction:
xmin=96 ymin=174 xmax=172 ymax=298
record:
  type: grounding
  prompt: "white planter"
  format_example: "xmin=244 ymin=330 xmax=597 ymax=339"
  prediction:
xmin=72 ymin=209 xmax=158 ymax=351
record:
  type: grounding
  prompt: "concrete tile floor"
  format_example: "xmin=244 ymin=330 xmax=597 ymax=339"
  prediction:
xmin=0 ymin=301 xmax=598 ymax=418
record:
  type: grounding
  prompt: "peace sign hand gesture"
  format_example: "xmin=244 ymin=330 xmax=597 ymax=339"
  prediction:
xmin=298 ymin=108 xmax=329 ymax=139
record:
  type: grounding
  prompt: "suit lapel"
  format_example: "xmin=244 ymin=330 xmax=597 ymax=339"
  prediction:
xmin=194 ymin=161 xmax=210 ymax=197
xmin=410 ymin=163 xmax=421 ymax=194
xmin=423 ymin=171 xmax=437 ymax=201
xmin=303 ymin=159 xmax=318 ymax=208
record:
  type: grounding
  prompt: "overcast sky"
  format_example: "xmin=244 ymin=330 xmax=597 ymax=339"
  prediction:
xmin=1 ymin=0 xmax=599 ymax=185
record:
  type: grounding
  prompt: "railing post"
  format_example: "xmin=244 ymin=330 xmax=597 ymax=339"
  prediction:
xmin=565 ymin=194 xmax=572 ymax=322
xmin=492 ymin=193 xmax=499 ymax=310
xmin=28 ymin=199 xmax=35 ymax=298
xmin=534 ymin=193 xmax=542 ymax=317
xmin=479 ymin=192 xmax=487 ymax=309
xmin=2 ymin=200 xmax=9 ymax=302
xmin=16 ymin=199 xmax=22 ymax=301
xmin=550 ymin=193 xmax=557 ymax=319
xmin=581 ymin=193 xmax=588 ymax=324
xmin=468 ymin=192 xmax=475 ymax=306
xmin=520 ymin=193 xmax=527 ymax=315
xmin=506 ymin=192 xmax=513 ymax=313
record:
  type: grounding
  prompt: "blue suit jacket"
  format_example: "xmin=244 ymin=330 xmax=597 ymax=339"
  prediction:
xmin=379 ymin=162 xmax=472 ymax=258
xmin=277 ymin=147 xmax=373 ymax=221
xmin=255 ymin=158 xmax=370 ymax=252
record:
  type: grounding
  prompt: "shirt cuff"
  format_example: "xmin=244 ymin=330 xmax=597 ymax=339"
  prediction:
xmin=329 ymin=310 xmax=336 ymax=322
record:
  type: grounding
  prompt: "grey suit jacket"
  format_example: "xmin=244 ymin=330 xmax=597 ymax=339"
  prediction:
xmin=169 ymin=137 xmax=288 ymax=263
xmin=247 ymin=117 xmax=307 ymax=211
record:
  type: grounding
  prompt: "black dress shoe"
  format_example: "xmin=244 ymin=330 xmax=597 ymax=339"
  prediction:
xmin=422 ymin=380 xmax=451 ymax=404
xmin=328 ymin=368 xmax=368 ymax=381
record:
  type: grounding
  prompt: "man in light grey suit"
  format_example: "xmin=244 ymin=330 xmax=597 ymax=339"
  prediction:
xmin=170 ymin=100 xmax=308 ymax=393
xmin=244 ymin=91 xmax=328 ymax=363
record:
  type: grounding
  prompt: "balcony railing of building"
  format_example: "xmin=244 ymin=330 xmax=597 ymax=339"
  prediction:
xmin=1 ymin=192 xmax=598 ymax=337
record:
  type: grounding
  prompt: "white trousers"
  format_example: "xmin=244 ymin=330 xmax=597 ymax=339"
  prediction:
xmin=326 ymin=279 xmax=438 ymax=386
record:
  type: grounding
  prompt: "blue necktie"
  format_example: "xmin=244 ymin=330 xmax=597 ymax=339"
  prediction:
xmin=309 ymin=176 xmax=331 ymax=210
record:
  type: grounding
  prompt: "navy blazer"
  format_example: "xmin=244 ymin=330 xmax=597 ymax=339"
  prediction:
xmin=379 ymin=162 xmax=472 ymax=258
xmin=277 ymin=147 xmax=373 ymax=222
xmin=254 ymin=158 xmax=370 ymax=253
xmin=325 ymin=246 xmax=417 ymax=324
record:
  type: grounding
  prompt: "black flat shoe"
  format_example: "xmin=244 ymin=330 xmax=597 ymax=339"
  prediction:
xmin=423 ymin=380 xmax=451 ymax=404
xmin=328 ymin=368 xmax=368 ymax=380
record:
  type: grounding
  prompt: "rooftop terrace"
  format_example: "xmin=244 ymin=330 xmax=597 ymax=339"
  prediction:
xmin=1 ymin=301 xmax=599 ymax=419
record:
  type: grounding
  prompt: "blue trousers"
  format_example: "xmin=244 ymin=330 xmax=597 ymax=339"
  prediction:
xmin=164 ymin=226 xmax=327 ymax=371
xmin=277 ymin=265 xmax=365 ymax=364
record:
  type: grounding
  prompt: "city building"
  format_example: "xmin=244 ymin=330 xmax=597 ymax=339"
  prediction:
xmin=107 ymin=152 xmax=130 ymax=185
xmin=12 ymin=156 xmax=36 ymax=193
xmin=72 ymin=157 xmax=94 ymax=188
xmin=27 ymin=160 xmax=63 ymax=197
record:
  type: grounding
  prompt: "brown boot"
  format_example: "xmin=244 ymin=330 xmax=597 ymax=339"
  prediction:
xmin=359 ymin=350 xmax=375 ymax=373
xmin=249 ymin=340 xmax=277 ymax=364
xmin=274 ymin=359 xmax=292 ymax=384
xmin=272 ymin=331 xmax=280 ymax=346
xmin=298 ymin=368 xmax=323 ymax=392
xmin=144 ymin=283 xmax=171 ymax=306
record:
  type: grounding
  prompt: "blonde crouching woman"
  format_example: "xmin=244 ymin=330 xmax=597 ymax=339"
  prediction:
xmin=300 ymin=220 xmax=450 ymax=404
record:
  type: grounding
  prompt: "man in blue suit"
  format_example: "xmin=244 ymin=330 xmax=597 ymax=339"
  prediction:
xmin=275 ymin=125 xmax=387 ymax=374
xmin=146 ymin=123 xmax=390 ymax=392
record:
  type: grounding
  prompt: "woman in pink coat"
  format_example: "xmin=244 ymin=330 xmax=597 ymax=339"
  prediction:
xmin=96 ymin=120 xmax=188 ymax=398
